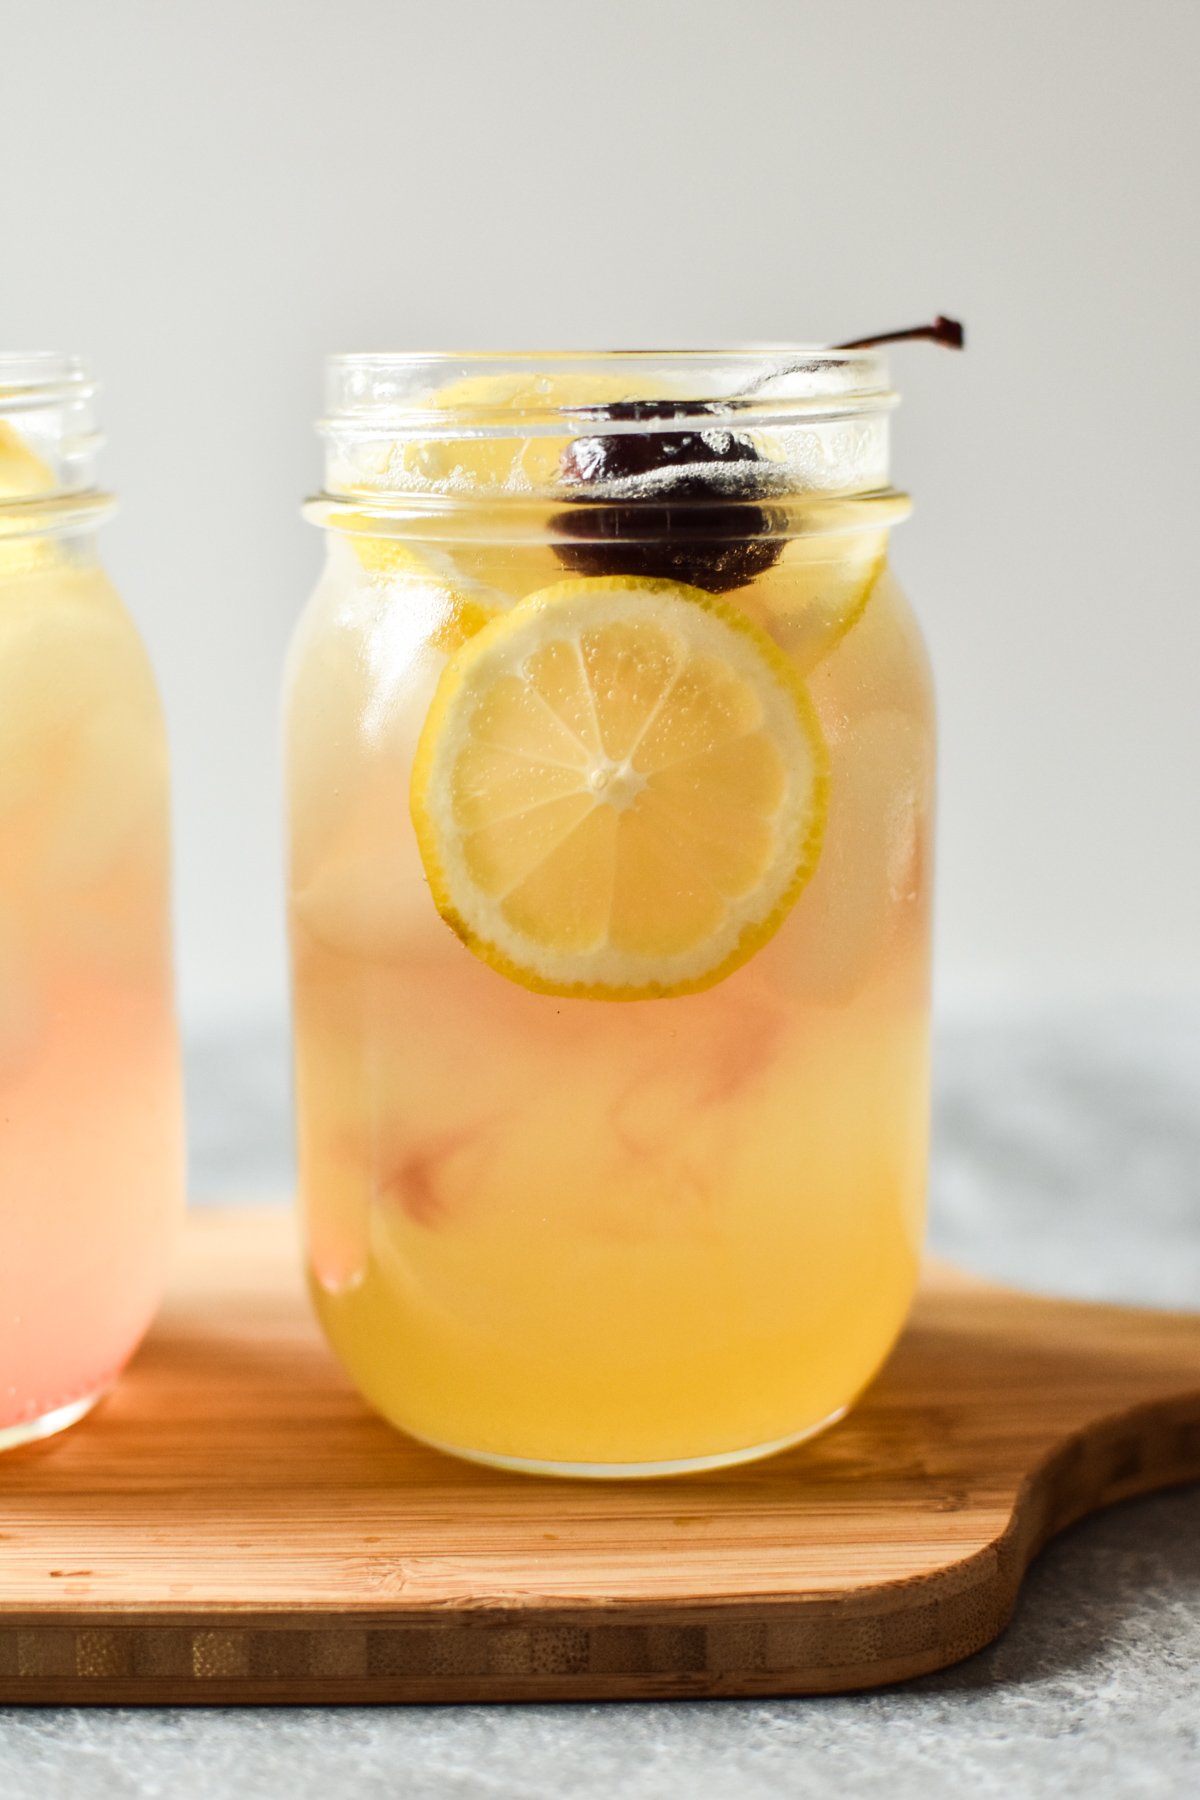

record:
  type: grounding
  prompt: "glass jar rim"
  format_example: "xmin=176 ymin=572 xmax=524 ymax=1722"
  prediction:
xmin=315 ymin=347 xmax=902 ymax=525
xmin=321 ymin=346 xmax=897 ymax=438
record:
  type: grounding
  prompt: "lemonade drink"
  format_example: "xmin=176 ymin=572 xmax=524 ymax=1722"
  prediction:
xmin=287 ymin=351 xmax=933 ymax=1474
xmin=0 ymin=357 xmax=183 ymax=1448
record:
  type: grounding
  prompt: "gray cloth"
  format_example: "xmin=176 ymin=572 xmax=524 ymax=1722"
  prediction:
xmin=2 ymin=1000 xmax=1197 ymax=1798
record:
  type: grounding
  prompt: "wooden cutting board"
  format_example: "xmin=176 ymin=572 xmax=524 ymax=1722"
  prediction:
xmin=1 ymin=1207 xmax=1198 ymax=1704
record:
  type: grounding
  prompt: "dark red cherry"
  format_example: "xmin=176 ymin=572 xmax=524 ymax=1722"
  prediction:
xmin=551 ymin=401 xmax=783 ymax=594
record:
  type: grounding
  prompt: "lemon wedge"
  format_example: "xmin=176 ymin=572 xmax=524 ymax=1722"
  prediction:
xmin=410 ymin=576 xmax=827 ymax=999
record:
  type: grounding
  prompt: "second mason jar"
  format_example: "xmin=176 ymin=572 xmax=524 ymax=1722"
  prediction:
xmin=0 ymin=355 xmax=183 ymax=1449
xmin=286 ymin=350 xmax=934 ymax=1476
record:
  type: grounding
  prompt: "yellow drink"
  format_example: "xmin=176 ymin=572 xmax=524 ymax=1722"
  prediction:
xmin=287 ymin=352 xmax=934 ymax=1474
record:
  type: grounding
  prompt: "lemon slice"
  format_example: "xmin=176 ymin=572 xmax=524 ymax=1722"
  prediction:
xmin=749 ymin=528 xmax=887 ymax=672
xmin=0 ymin=420 xmax=53 ymax=500
xmin=0 ymin=422 xmax=58 ymax=578
xmin=401 ymin=373 xmax=656 ymax=603
xmin=338 ymin=514 xmax=499 ymax=654
xmin=411 ymin=576 xmax=828 ymax=999
xmin=403 ymin=371 xmax=646 ymax=494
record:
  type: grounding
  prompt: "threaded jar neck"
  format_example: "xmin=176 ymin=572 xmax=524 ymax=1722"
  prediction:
xmin=315 ymin=348 xmax=901 ymax=509
xmin=0 ymin=354 xmax=115 ymax=538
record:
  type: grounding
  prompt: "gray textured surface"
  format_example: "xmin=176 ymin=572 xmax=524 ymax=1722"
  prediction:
xmin=2 ymin=1000 xmax=1198 ymax=1797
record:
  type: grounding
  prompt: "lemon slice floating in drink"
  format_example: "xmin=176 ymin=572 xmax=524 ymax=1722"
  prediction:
xmin=411 ymin=576 xmax=828 ymax=999
xmin=404 ymin=371 xmax=646 ymax=493
xmin=337 ymin=513 xmax=499 ymax=653
xmin=402 ymin=372 xmax=663 ymax=601
xmin=0 ymin=422 xmax=58 ymax=577
xmin=749 ymin=528 xmax=888 ymax=673
xmin=0 ymin=420 xmax=53 ymax=499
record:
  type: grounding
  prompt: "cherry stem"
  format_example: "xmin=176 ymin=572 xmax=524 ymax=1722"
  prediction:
xmin=836 ymin=314 xmax=965 ymax=350
xmin=729 ymin=316 xmax=964 ymax=400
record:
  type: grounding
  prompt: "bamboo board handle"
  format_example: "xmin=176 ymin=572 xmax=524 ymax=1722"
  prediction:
xmin=1 ymin=1210 xmax=1197 ymax=1702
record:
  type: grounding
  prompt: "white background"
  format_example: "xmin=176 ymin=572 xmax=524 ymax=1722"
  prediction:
xmin=2 ymin=0 xmax=1197 ymax=1030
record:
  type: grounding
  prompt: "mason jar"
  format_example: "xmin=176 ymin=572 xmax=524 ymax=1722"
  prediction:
xmin=0 ymin=354 xmax=183 ymax=1448
xmin=286 ymin=350 xmax=934 ymax=1476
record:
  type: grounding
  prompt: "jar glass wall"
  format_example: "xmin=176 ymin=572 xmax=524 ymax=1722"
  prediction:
xmin=285 ymin=350 xmax=934 ymax=1476
xmin=0 ymin=355 xmax=184 ymax=1449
